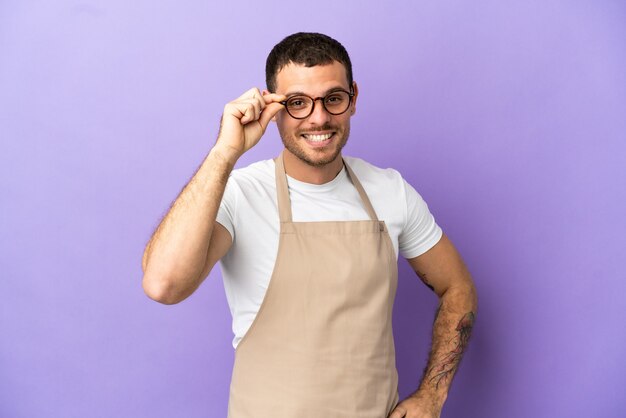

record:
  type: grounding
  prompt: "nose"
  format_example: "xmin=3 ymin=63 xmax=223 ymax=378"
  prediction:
xmin=307 ymin=98 xmax=332 ymax=125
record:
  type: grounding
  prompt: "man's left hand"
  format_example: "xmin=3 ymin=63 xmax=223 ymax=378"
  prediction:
xmin=388 ymin=394 xmax=442 ymax=418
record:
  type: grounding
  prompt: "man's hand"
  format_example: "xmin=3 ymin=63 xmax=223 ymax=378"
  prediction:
xmin=388 ymin=393 xmax=443 ymax=418
xmin=389 ymin=234 xmax=477 ymax=417
xmin=215 ymin=87 xmax=286 ymax=160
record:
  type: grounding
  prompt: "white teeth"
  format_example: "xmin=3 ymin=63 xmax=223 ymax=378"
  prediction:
xmin=304 ymin=133 xmax=332 ymax=142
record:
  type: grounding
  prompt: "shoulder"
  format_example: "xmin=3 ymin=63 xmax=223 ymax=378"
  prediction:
xmin=221 ymin=158 xmax=276 ymax=207
xmin=343 ymin=156 xmax=405 ymax=188
xmin=224 ymin=158 xmax=276 ymax=198
xmin=343 ymin=155 xmax=410 ymax=217
xmin=229 ymin=158 xmax=275 ymax=185
xmin=219 ymin=158 xmax=278 ymax=232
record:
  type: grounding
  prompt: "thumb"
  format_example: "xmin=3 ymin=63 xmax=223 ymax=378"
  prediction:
xmin=257 ymin=102 xmax=284 ymax=131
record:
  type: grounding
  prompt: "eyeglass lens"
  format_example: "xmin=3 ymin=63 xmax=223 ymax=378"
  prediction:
xmin=284 ymin=91 xmax=351 ymax=119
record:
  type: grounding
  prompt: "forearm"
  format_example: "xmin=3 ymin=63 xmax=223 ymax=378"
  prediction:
xmin=141 ymin=145 xmax=238 ymax=303
xmin=142 ymin=88 xmax=286 ymax=304
xmin=413 ymin=283 xmax=477 ymax=408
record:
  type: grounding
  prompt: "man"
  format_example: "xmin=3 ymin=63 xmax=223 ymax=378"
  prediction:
xmin=142 ymin=32 xmax=477 ymax=418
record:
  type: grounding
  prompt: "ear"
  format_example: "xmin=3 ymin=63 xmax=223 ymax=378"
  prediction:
xmin=262 ymin=88 xmax=278 ymax=122
xmin=350 ymin=82 xmax=359 ymax=116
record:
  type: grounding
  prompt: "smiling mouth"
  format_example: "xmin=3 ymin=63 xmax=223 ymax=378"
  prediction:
xmin=302 ymin=132 xmax=334 ymax=142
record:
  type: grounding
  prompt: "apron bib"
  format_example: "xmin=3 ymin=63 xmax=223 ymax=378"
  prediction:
xmin=227 ymin=152 xmax=399 ymax=417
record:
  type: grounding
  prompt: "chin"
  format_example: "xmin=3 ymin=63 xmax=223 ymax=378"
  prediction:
xmin=283 ymin=139 xmax=346 ymax=168
xmin=280 ymin=127 xmax=350 ymax=168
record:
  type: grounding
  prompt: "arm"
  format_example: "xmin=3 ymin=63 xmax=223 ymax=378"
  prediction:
xmin=141 ymin=88 xmax=286 ymax=304
xmin=389 ymin=234 xmax=478 ymax=418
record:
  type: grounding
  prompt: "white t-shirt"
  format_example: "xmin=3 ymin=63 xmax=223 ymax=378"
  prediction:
xmin=216 ymin=156 xmax=443 ymax=349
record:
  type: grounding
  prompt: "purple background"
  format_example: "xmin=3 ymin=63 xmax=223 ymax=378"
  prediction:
xmin=1 ymin=1 xmax=625 ymax=417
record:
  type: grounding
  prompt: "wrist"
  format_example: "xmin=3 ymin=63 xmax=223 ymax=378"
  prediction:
xmin=210 ymin=143 xmax=242 ymax=167
xmin=410 ymin=387 xmax=447 ymax=410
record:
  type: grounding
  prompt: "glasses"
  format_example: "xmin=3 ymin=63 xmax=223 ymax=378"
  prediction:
xmin=279 ymin=88 xmax=355 ymax=119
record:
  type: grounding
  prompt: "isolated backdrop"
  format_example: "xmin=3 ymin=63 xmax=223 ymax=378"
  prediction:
xmin=1 ymin=1 xmax=625 ymax=417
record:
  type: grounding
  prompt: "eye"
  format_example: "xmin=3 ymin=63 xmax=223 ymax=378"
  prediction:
xmin=287 ymin=96 xmax=310 ymax=109
xmin=325 ymin=93 xmax=345 ymax=104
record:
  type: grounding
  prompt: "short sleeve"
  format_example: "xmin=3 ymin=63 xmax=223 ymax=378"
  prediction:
xmin=215 ymin=176 xmax=237 ymax=242
xmin=398 ymin=179 xmax=443 ymax=259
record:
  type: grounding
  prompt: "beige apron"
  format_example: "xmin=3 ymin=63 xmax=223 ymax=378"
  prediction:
xmin=227 ymin=152 xmax=400 ymax=418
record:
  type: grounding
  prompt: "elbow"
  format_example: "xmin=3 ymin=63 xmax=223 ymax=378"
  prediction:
xmin=142 ymin=273 xmax=186 ymax=305
xmin=464 ymin=280 xmax=479 ymax=311
xmin=441 ymin=280 xmax=478 ymax=311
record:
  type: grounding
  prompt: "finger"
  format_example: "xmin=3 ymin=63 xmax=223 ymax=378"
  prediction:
xmin=232 ymin=102 xmax=259 ymax=125
xmin=253 ymin=94 xmax=267 ymax=114
xmin=387 ymin=406 xmax=407 ymax=418
xmin=257 ymin=102 xmax=284 ymax=130
xmin=239 ymin=106 xmax=256 ymax=125
xmin=245 ymin=98 xmax=263 ymax=121
xmin=225 ymin=95 xmax=257 ymax=114
xmin=236 ymin=87 xmax=262 ymax=101
xmin=234 ymin=98 xmax=262 ymax=122
xmin=262 ymin=92 xmax=287 ymax=104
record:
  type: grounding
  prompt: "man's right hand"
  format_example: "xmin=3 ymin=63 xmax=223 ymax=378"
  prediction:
xmin=215 ymin=88 xmax=286 ymax=161
xmin=142 ymin=89 xmax=285 ymax=305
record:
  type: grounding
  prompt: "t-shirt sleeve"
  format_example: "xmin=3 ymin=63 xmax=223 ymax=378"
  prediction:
xmin=398 ymin=179 xmax=443 ymax=259
xmin=215 ymin=176 xmax=237 ymax=241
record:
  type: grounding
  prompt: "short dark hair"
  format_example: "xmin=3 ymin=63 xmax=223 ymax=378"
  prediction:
xmin=265 ymin=32 xmax=353 ymax=93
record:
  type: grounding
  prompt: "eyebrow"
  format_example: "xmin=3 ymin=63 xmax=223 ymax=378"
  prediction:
xmin=284 ymin=86 xmax=349 ymax=97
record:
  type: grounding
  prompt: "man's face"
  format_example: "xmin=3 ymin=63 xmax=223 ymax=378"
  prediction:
xmin=273 ymin=61 xmax=357 ymax=167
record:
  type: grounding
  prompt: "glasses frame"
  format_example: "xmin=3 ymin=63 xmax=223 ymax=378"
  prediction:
xmin=279 ymin=87 xmax=355 ymax=120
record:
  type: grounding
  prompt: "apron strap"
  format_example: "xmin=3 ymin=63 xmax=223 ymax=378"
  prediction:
xmin=343 ymin=162 xmax=380 ymax=222
xmin=274 ymin=151 xmax=380 ymax=223
xmin=275 ymin=151 xmax=293 ymax=223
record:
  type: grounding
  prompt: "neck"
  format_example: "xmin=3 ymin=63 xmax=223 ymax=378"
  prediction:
xmin=282 ymin=149 xmax=344 ymax=185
